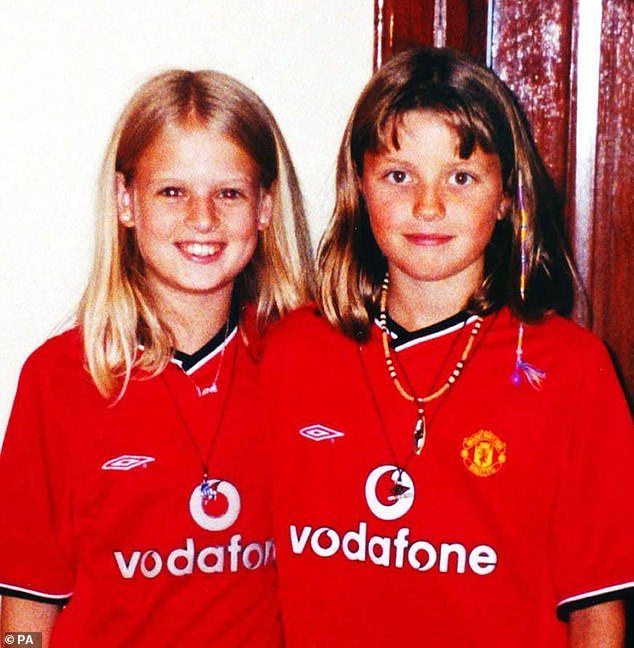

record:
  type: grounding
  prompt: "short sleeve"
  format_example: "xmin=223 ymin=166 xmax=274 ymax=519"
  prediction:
xmin=553 ymin=341 xmax=634 ymax=618
xmin=0 ymin=353 xmax=75 ymax=603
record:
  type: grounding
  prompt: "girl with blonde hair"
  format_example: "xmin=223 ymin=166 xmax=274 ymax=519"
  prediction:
xmin=0 ymin=69 xmax=313 ymax=646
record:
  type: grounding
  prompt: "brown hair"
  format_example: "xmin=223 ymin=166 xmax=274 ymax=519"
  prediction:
xmin=318 ymin=47 xmax=575 ymax=340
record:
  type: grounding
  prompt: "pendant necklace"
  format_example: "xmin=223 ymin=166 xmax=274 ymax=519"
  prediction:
xmin=378 ymin=271 xmax=483 ymax=456
xmin=359 ymin=271 xmax=486 ymax=502
xmin=358 ymin=348 xmax=415 ymax=502
xmin=161 ymin=323 xmax=239 ymax=504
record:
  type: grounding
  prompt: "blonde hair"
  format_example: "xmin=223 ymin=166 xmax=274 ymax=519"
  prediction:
xmin=78 ymin=70 xmax=314 ymax=399
xmin=318 ymin=47 xmax=574 ymax=340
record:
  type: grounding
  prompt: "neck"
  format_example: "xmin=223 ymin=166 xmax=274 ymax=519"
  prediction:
xmin=151 ymin=285 xmax=234 ymax=354
xmin=386 ymin=269 xmax=480 ymax=331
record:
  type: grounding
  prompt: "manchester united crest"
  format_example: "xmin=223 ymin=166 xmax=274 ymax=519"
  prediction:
xmin=461 ymin=430 xmax=507 ymax=477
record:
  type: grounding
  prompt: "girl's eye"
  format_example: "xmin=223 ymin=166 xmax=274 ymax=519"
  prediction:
xmin=450 ymin=171 xmax=473 ymax=186
xmin=386 ymin=170 xmax=411 ymax=184
xmin=159 ymin=187 xmax=183 ymax=198
xmin=218 ymin=188 xmax=243 ymax=200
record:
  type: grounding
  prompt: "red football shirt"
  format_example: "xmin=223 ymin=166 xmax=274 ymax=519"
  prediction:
xmin=263 ymin=306 xmax=634 ymax=647
xmin=0 ymin=321 xmax=281 ymax=647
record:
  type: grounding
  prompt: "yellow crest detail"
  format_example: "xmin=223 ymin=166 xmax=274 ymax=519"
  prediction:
xmin=461 ymin=430 xmax=507 ymax=477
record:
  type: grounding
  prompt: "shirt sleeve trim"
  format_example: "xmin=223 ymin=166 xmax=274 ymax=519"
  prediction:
xmin=557 ymin=581 xmax=634 ymax=620
xmin=0 ymin=581 xmax=72 ymax=604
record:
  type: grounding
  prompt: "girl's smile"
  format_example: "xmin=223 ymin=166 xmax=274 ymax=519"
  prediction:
xmin=404 ymin=232 xmax=455 ymax=246
xmin=176 ymin=240 xmax=225 ymax=263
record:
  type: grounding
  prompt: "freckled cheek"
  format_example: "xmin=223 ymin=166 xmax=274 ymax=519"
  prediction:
xmin=363 ymin=186 xmax=393 ymax=209
xmin=468 ymin=191 xmax=499 ymax=212
xmin=367 ymin=188 xmax=411 ymax=223
xmin=466 ymin=219 xmax=498 ymax=253
xmin=225 ymin=215 xmax=261 ymax=247
xmin=135 ymin=199 xmax=182 ymax=235
xmin=474 ymin=202 xmax=503 ymax=232
xmin=368 ymin=215 xmax=397 ymax=253
xmin=368 ymin=199 xmax=407 ymax=233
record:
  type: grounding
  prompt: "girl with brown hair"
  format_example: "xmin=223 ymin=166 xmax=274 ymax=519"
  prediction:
xmin=263 ymin=47 xmax=633 ymax=646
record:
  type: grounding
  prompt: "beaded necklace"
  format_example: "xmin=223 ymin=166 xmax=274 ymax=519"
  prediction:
xmin=378 ymin=271 xmax=483 ymax=455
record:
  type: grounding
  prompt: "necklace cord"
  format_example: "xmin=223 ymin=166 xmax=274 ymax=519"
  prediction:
xmin=378 ymin=271 xmax=485 ymax=455
xmin=161 ymin=332 xmax=239 ymax=479
xmin=379 ymin=274 xmax=483 ymax=404
xmin=387 ymin=315 xmax=467 ymax=399
xmin=203 ymin=318 xmax=231 ymax=395
xmin=357 ymin=345 xmax=405 ymax=467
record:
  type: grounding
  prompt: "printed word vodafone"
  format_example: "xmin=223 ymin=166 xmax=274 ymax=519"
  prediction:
xmin=113 ymin=477 xmax=274 ymax=579
xmin=115 ymin=535 xmax=275 ymax=579
xmin=290 ymin=522 xmax=497 ymax=576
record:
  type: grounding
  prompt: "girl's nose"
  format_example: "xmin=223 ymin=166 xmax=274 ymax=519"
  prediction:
xmin=413 ymin=183 xmax=445 ymax=220
xmin=186 ymin=195 xmax=219 ymax=232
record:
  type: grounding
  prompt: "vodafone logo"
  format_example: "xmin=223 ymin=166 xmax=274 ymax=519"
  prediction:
xmin=113 ymin=477 xmax=276 ymax=581
xmin=189 ymin=479 xmax=241 ymax=531
xmin=365 ymin=465 xmax=414 ymax=520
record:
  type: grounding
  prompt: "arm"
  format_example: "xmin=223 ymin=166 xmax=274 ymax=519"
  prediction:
xmin=552 ymin=336 xmax=634 ymax=645
xmin=1 ymin=596 xmax=61 ymax=648
xmin=568 ymin=600 xmax=624 ymax=648
xmin=0 ymin=349 xmax=74 ymax=641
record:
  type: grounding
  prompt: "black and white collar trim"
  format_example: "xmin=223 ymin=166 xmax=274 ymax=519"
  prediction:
xmin=171 ymin=304 xmax=240 ymax=374
xmin=171 ymin=326 xmax=238 ymax=374
xmin=375 ymin=311 xmax=479 ymax=351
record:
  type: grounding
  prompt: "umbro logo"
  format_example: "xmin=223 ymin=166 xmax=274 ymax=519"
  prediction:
xmin=101 ymin=455 xmax=155 ymax=471
xmin=299 ymin=424 xmax=345 ymax=442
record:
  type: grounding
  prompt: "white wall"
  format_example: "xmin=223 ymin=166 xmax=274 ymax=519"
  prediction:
xmin=0 ymin=1 xmax=374 ymax=438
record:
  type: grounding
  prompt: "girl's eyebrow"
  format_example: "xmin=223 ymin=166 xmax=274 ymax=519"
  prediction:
xmin=145 ymin=173 xmax=256 ymax=184
xmin=456 ymin=154 xmax=501 ymax=171
xmin=368 ymin=151 xmax=413 ymax=165
xmin=369 ymin=152 xmax=497 ymax=171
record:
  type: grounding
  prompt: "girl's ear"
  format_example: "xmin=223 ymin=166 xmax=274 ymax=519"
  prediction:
xmin=257 ymin=190 xmax=273 ymax=231
xmin=497 ymin=195 xmax=512 ymax=221
xmin=116 ymin=172 xmax=135 ymax=227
